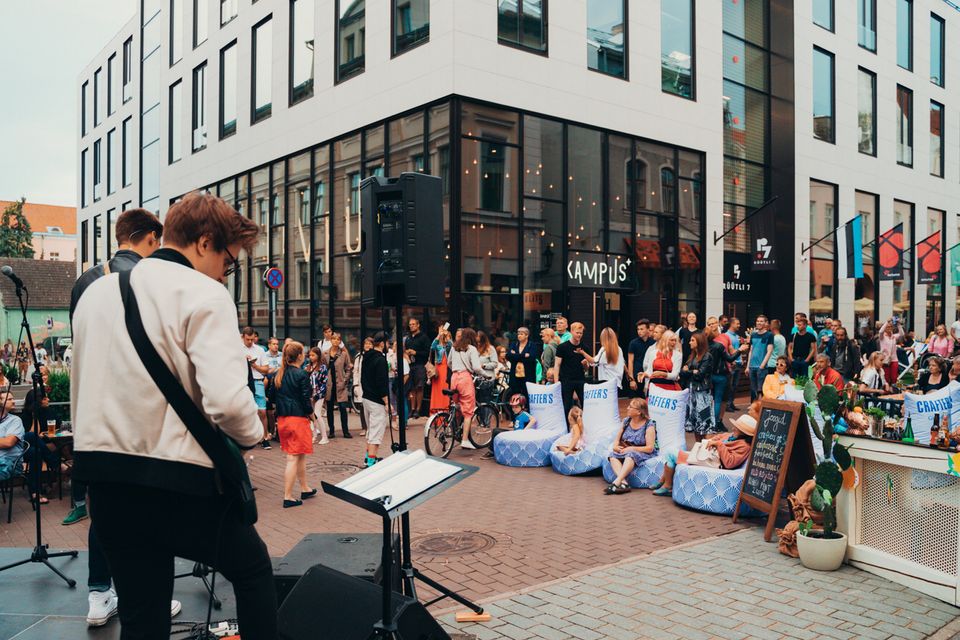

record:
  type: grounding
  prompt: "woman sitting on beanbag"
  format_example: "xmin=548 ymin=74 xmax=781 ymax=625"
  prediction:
xmin=651 ymin=414 xmax=756 ymax=497
xmin=605 ymin=398 xmax=657 ymax=495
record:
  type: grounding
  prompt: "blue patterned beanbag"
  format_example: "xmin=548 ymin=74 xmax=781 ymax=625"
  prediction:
xmin=494 ymin=382 xmax=566 ymax=468
xmin=672 ymin=464 xmax=763 ymax=517
xmin=550 ymin=380 xmax=620 ymax=476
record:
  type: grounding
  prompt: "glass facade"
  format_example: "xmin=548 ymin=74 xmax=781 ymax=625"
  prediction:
xmin=893 ymin=200 xmax=913 ymax=329
xmin=336 ymin=0 xmax=365 ymax=82
xmin=897 ymin=85 xmax=913 ymax=166
xmin=931 ymin=14 xmax=945 ymax=87
xmin=188 ymin=99 xmax=704 ymax=349
xmin=220 ymin=41 xmax=237 ymax=139
xmin=194 ymin=0 xmax=208 ymax=47
xmin=170 ymin=0 xmax=183 ymax=65
xmin=931 ymin=101 xmax=944 ymax=177
xmin=858 ymin=0 xmax=876 ymax=51
xmin=926 ymin=208 xmax=945 ymax=332
xmin=813 ymin=0 xmax=833 ymax=31
xmin=290 ymin=0 xmax=314 ymax=104
xmin=587 ymin=0 xmax=626 ymax=79
xmin=498 ymin=0 xmax=546 ymax=53
xmin=169 ymin=81 xmax=182 ymax=163
xmin=141 ymin=2 xmax=162 ymax=213
xmin=897 ymin=0 xmax=913 ymax=71
xmin=661 ymin=0 xmax=694 ymax=98
xmin=809 ymin=180 xmax=837 ymax=325
xmin=192 ymin=62 xmax=207 ymax=151
xmin=812 ymin=47 xmax=834 ymax=143
xmin=122 ymin=117 xmax=132 ymax=186
xmin=393 ymin=0 xmax=429 ymax=55
xmin=252 ymin=17 xmax=272 ymax=123
xmin=858 ymin=67 xmax=876 ymax=156
xmin=855 ymin=191 xmax=878 ymax=336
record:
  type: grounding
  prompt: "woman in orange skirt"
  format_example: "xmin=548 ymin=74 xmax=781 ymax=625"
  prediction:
xmin=429 ymin=325 xmax=453 ymax=413
xmin=267 ymin=341 xmax=317 ymax=509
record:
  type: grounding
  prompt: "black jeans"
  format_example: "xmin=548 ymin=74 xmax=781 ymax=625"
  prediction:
xmin=89 ymin=482 xmax=277 ymax=640
xmin=560 ymin=380 xmax=584 ymax=427
xmin=72 ymin=478 xmax=112 ymax=591
xmin=726 ymin=364 xmax=743 ymax=408
xmin=327 ymin=400 xmax=350 ymax=436
xmin=22 ymin=431 xmax=59 ymax=495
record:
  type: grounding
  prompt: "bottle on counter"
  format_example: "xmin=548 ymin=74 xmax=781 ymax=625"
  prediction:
xmin=902 ymin=415 xmax=915 ymax=444
xmin=932 ymin=413 xmax=941 ymax=446
xmin=939 ymin=416 xmax=950 ymax=449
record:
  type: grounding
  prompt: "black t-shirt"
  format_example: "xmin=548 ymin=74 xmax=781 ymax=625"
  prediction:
xmin=678 ymin=327 xmax=695 ymax=365
xmin=556 ymin=340 xmax=586 ymax=382
xmin=627 ymin=337 xmax=655 ymax=376
xmin=791 ymin=330 xmax=817 ymax=361
xmin=405 ymin=332 xmax=431 ymax=366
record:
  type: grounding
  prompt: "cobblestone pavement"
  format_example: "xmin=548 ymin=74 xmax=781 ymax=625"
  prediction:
xmin=440 ymin=529 xmax=960 ymax=640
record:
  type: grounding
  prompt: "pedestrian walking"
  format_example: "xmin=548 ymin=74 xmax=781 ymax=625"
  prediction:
xmin=361 ymin=333 xmax=390 ymax=466
xmin=325 ymin=333 xmax=353 ymax=438
xmin=682 ymin=332 xmax=716 ymax=441
xmin=404 ymin=318 xmax=431 ymax=419
xmin=268 ymin=342 xmax=317 ymax=508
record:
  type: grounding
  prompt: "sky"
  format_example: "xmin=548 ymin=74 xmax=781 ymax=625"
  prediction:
xmin=0 ymin=1 xmax=135 ymax=208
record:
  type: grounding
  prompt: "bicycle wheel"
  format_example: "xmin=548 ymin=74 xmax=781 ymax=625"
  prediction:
xmin=469 ymin=403 xmax=499 ymax=448
xmin=424 ymin=412 xmax=455 ymax=458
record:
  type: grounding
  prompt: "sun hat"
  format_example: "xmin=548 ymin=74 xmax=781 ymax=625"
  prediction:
xmin=731 ymin=414 xmax=757 ymax=437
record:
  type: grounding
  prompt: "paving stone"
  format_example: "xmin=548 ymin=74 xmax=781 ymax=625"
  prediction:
xmin=731 ymin=623 xmax=783 ymax=640
xmin=805 ymin=623 xmax=855 ymax=640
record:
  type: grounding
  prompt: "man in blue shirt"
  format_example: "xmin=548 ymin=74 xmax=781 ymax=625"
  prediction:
xmin=0 ymin=393 xmax=24 ymax=481
xmin=745 ymin=315 xmax=774 ymax=402
xmin=725 ymin=317 xmax=743 ymax=411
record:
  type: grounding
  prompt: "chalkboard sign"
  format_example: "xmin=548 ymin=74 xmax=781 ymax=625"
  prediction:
xmin=734 ymin=399 xmax=816 ymax=541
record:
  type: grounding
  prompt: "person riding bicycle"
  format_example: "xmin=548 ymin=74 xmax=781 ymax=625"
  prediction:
xmin=482 ymin=394 xmax=537 ymax=460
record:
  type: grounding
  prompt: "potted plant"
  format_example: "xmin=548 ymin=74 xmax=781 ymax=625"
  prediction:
xmin=864 ymin=407 xmax=887 ymax=437
xmin=797 ymin=384 xmax=854 ymax=571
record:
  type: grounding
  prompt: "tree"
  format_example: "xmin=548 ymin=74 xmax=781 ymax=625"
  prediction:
xmin=0 ymin=198 xmax=34 ymax=258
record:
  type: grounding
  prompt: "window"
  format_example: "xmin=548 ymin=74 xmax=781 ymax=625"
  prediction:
xmin=336 ymin=0 xmax=365 ymax=82
xmin=81 ymin=81 xmax=89 ymax=136
xmin=122 ymin=117 xmax=133 ymax=186
xmin=81 ymin=149 xmax=88 ymax=208
xmin=192 ymin=62 xmax=207 ymax=150
xmin=858 ymin=68 xmax=876 ymax=156
xmin=930 ymin=101 xmax=943 ymax=177
xmin=897 ymin=85 xmax=913 ymax=166
xmin=93 ymin=214 xmax=102 ymax=265
xmin=107 ymin=54 xmax=116 ymax=114
xmin=93 ymin=67 xmax=102 ymax=126
xmin=220 ymin=0 xmax=238 ymax=26
xmin=810 ymin=180 xmax=837 ymax=319
xmin=107 ymin=128 xmax=116 ymax=194
xmin=661 ymin=0 xmax=694 ymax=99
xmin=93 ymin=139 xmax=102 ymax=201
xmin=122 ymin=37 xmax=133 ymax=102
xmin=169 ymin=80 xmax=182 ymax=163
xmin=171 ymin=0 xmax=183 ymax=65
xmin=897 ymin=0 xmax=912 ymax=71
xmin=252 ymin=16 xmax=272 ymax=123
xmin=194 ymin=0 xmax=208 ymax=47
xmin=931 ymin=14 xmax=945 ymax=87
xmin=220 ymin=42 xmax=237 ymax=139
xmin=813 ymin=0 xmax=833 ymax=31
xmin=858 ymin=0 xmax=876 ymax=51
xmin=812 ymin=47 xmax=834 ymax=143
xmin=587 ymin=0 xmax=626 ymax=79
xmin=81 ymin=220 xmax=89 ymax=270
xmin=497 ymin=0 xmax=546 ymax=53
xmin=290 ymin=0 xmax=314 ymax=104
xmin=393 ymin=0 xmax=429 ymax=55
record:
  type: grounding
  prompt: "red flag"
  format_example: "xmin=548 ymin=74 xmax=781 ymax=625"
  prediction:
xmin=917 ymin=230 xmax=942 ymax=285
xmin=878 ymin=223 xmax=904 ymax=281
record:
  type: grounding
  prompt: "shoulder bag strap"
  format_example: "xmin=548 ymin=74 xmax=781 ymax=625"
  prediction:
xmin=117 ymin=269 xmax=240 ymax=482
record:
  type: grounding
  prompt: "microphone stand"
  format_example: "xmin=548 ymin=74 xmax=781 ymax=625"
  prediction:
xmin=0 ymin=280 xmax=77 ymax=586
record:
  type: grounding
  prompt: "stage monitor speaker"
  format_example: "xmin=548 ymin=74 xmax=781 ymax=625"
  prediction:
xmin=277 ymin=563 xmax=450 ymax=640
xmin=273 ymin=533 xmax=400 ymax=607
xmin=360 ymin=173 xmax=445 ymax=308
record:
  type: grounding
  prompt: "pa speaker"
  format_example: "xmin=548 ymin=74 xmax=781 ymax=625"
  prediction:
xmin=360 ymin=173 xmax=445 ymax=308
xmin=277 ymin=564 xmax=450 ymax=640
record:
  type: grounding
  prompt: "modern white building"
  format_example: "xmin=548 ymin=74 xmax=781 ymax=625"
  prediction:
xmin=76 ymin=0 xmax=960 ymax=348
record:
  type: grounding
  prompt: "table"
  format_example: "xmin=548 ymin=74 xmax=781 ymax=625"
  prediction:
xmin=837 ymin=434 xmax=960 ymax=605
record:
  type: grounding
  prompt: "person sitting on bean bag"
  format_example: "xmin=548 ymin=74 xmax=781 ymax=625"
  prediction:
xmin=555 ymin=406 xmax=584 ymax=455
xmin=483 ymin=394 xmax=537 ymax=460
xmin=651 ymin=414 xmax=757 ymax=497
xmin=604 ymin=398 xmax=657 ymax=495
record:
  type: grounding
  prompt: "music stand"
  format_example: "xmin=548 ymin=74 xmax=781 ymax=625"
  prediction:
xmin=322 ymin=449 xmax=481 ymax=639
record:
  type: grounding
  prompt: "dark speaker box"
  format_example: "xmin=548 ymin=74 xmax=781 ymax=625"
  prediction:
xmin=278 ymin=563 xmax=450 ymax=640
xmin=273 ymin=533 xmax=400 ymax=607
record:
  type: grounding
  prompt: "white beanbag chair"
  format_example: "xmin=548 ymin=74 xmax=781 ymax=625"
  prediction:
xmin=550 ymin=380 xmax=620 ymax=475
xmin=672 ymin=464 xmax=763 ymax=517
xmin=493 ymin=382 xmax=566 ymax=467
xmin=602 ymin=387 xmax=689 ymax=488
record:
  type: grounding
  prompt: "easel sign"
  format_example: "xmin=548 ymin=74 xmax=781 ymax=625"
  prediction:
xmin=733 ymin=399 xmax=817 ymax=541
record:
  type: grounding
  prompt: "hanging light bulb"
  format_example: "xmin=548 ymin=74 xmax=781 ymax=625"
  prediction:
xmin=540 ymin=230 xmax=545 ymax=237
xmin=480 ymin=223 xmax=484 ymax=229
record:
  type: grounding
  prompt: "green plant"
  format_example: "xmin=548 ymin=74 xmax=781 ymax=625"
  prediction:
xmin=804 ymin=384 xmax=853 ymax=539
xmin=0 ymin=198 xmax=34 ymax=258
xmin=865 ymin=407 xmax=887 ymax=422
xmin=2 ymin=363 xmax=19 ymax=385
xmin=794 ymin=375 xmax=809 ymax=389
xmin=798 ymin=519 xmax=815 ymax=536
xmin=46 ymin=369 xmax=70 ymax=422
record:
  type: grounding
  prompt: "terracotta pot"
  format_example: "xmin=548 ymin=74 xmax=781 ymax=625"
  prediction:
xmin=797 ymin=531 xmax=847 ymax=571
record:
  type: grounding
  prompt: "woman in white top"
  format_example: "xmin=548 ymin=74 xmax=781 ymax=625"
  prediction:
xmin=859 ymin=351 xmax=890 ymax=394
xmin=448 ymin=328 xmax=484 ymax=449
xmin=587 ymin=327 xmax=625 ymax=391
xmin=476 ymin=331 xmax=499 ymax=379
xmin=643 ymin=330 xmax=683 ymax=392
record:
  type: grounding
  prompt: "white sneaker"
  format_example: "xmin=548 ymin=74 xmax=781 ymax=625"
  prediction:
xmin=170 ymin=599 xmax=182 ymax=618
xmin=319 ymin=436 xmax=329 ymax=445
xmin=460 ymin=441 xmax=476 ymax=450
xmin=86 ymin=589 xmax=118 ymax=627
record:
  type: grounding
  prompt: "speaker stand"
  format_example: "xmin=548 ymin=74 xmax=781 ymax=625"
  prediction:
xmin=174 ymin=562 xmax=222 ymax=610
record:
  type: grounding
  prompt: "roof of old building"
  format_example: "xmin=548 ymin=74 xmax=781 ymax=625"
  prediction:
xmin=0 ymin=258 xmax=76 ymax=310
xmin=0 ymin=200 xmax=77 ymax=236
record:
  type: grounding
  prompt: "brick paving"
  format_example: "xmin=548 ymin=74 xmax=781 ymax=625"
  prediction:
xmin=440 ymin=529 xmax=960 ymax=640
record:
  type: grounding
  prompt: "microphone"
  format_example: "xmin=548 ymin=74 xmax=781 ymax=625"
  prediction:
xmin=0 ymin=266 xmax=24 ymax=291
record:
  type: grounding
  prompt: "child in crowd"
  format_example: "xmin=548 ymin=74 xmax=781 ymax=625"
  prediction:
xmin=555 ymin=406 xmax=585 ymax=455
xmin=605 ymin=398 xmax=658 ymax=495
xmin=481 ymin=394 xmax=537 ymax=460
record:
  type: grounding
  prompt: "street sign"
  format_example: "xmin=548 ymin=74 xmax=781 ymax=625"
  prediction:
xmin=264 ymin=267 xmax=284 ymax=290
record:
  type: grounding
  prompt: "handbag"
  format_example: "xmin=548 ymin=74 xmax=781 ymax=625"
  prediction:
xmin=425 ymin=347 xmax=438 ymax=380
xmin=118 ymin=270 xmax=258 ymax=526
xmin=686 ymin=441 xmax=721 ymax=468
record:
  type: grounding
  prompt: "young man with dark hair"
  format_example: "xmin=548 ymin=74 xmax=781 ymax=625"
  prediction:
xmin=403 ymin=318 xmax=431 ymax=419
xmin=626 ymin=319 xmax=654 ymax=397
xmin=553 ymin=322 xmax=588 ymax=419
xmin=789 ymin=315 xmax=818 ymax=378
xmin=72 ymin=192 xmax=276 ymax=638
xmin=317 ymin=324 xmax=334 ymax=355
xmin=361 ymin=332 xmax=390 ymax=466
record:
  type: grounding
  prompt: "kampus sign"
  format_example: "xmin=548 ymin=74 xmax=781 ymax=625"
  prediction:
xmin=566 ymin=252 xmax=632 ymax=289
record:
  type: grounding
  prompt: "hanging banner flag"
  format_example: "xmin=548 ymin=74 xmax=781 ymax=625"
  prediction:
xmin=950 ymin=243 xmax=960 ymax=286
xmin=878 ymin=223 xmax=904 ymax=281
xmin=917 ymin=230 xmax=942 ymax=285
xmin=748 ymin=204 xmax=777 ymax=271
xmin=836 ymin=215 xmax=864 ymax=279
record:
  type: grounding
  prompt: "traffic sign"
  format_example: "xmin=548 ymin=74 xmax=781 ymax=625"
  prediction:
xmin=264 ymin=267 xmax=284 ymax=290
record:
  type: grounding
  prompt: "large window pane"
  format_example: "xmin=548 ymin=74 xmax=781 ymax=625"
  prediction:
xmin=931 ymin=14 xmax=945 ymax=87
xmin=169 ymin=80 xmax=182 ymax=163
xmin=81 ymin=82 xmax=88 ymax=136
xmin=393 ymin=0 xmax=429 ymax=55
xmin=926 ymin=208 xmax=944 ymax=333
xmin=81 ymin=149 xmax=88 ymax=208
xmin=858 ymin=68 xmax=876 ymax=156
xmin=723 ymin=80 xmax=767 ymax=163
xmin=220 ymin=0 xmax=237 ymax=26
xmin=497 ymin=0 xmax=546 ymax=53
xmin=522 ymin=199 xmax=562 ymax=300
xmin=859 ymin=0 xmax=876 ymax=51
xmin=388 ymin=111 xmax=424 ymax=176
xmin=587 ymin=0 xmax=626 ymax=79
xmin=122 ymin=38 xmax=133 ymax=103
xmin=897 ymin=0 xmax=913 ymax=71
xmin=313 ymin=146 xmax=331 ymax=310
xmin=893 ymin=200 xmax=913 ymax=329
xmin=252 ymin=17 xmax=272 ymax=123
xmin=810 ymin=180 xmax=837 ymax=324
xmin=930 ymin=101 xmax=944 ymax=177
xmin=661 ymin=0 xmax=694 ymax=98
xmin=813 ymin=47 xmax=834 ymax=143
xmin=107 ymin=128 xmax=116 ymax=194
xmin=337 ymin=0 xmax=365 ymax=82
xmin=170 ymin=0 xmax=183 ymax=64
xmin=333 ymin=134 xmax=362 ymax=255
xmin=462 ymin=103 xmax=519 ymax=144
xmin=462 ymin=139 xmax=518 ymax=215
xmin=93 ymin=139 xmax=102 ymax=201
xmin=813 ymin=0 xmax=833 ymax=31
xmin=567 ymin=126 xmax=602 ymax=252
xmin=94 ymin=67 xmax=102 ymax=126
xmin=608 ymin=135 xmax=631 ymax=251
xmin=107 ymin=54 xmax=116 ymax=114
xmin=219 ymin=42 xmax=237 ymax=139
xmin=523 ymin=116 xmax=563 ymax=202
xmin=723 ymin=35 xmax=766 ymax=93
xmin=192 ymin=62 xmax=207 ymax=151
xmin=290 ymin=0 xmax=314 ymax=104
xmin=122 ymin=117 xmax=132 ymax=186
xmin=194 ymin=0 xmax=208 ymax=47
xmin=897 ymin=85 xmax=913 ymax=166
xmin=427 ymin=102 xmax=452 ymax=291
xmin=855 ymin=191 xmax=878 ymax=337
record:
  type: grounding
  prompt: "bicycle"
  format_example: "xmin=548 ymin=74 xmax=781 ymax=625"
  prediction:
xmin=423 ymin=386 xmax=498 ymax=458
